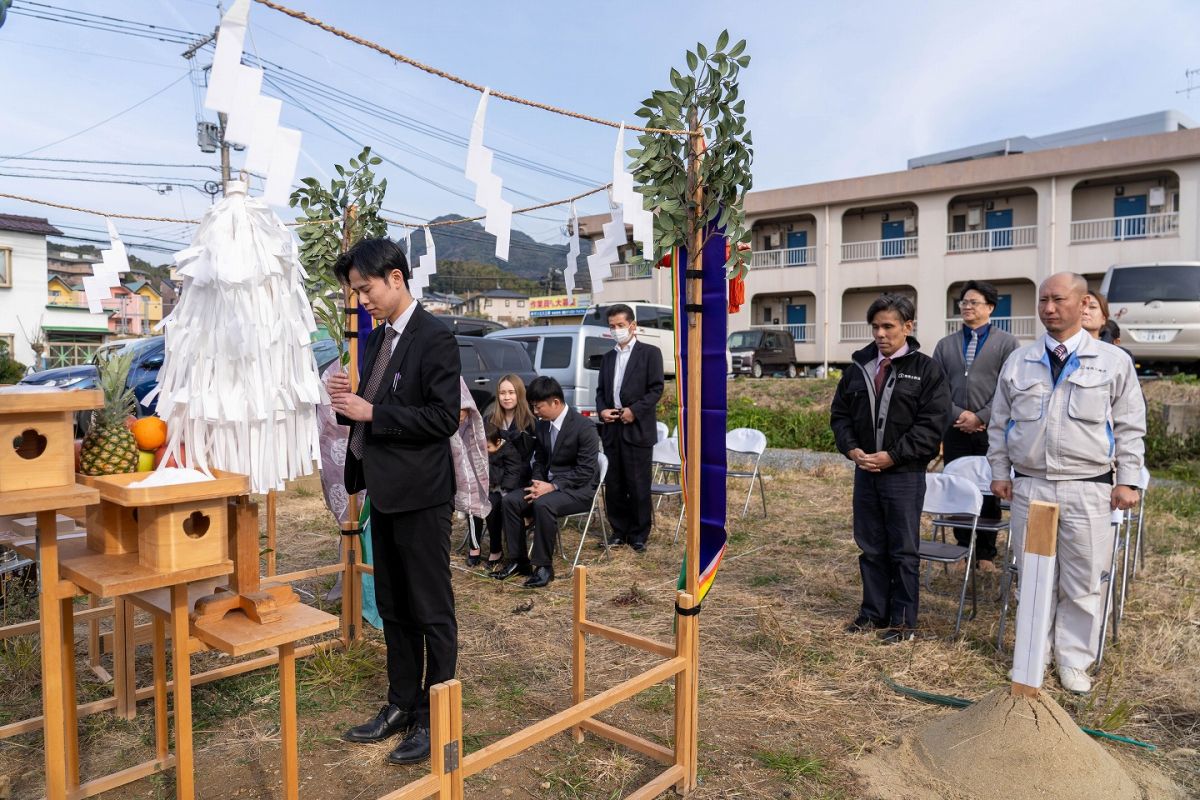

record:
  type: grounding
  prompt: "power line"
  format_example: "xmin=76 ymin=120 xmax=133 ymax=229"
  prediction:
xmin=3 ymin=164 xmax=221 ymax=182
xmin=9 ymin=8 xmax=200 ymax=45
xmin=0 ymin=171 xmax=213 ymax=195
xmin=0 ymin=155 xmax=227 ymax=170
xmin=22 ymin=1 xmax=204 ymax=37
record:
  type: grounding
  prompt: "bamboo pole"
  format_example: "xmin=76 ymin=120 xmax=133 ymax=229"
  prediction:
xmin=341 ymin=203 xmax=362 ymax=645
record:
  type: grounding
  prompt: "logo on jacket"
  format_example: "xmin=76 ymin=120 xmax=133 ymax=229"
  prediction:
xmin=897 ymin=372 xmax=921 ymax=381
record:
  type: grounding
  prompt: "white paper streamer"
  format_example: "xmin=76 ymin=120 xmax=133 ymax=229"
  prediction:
xmin=585 ymin=194 xmax=623 ymax=294
xmin=147 ymin=181 xmax=322 ymax=493
xmin=82 ymin=219 xmax=131 ymax=313
xmin=409 ymin=226 xmax=437 ymax=300
xmin=611 ymin=124 xmax=654 ymax=261
xmin=464 ymin=89 xmax=513 ymax=261
xmin=564 ymin=201 xmax=580 ymax=300
xmin=203 ymin=0 xmax=300 ymax=208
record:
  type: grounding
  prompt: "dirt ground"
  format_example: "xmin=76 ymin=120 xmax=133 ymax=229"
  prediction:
xmin=1 ymin=463 xmax=1198 ymax=799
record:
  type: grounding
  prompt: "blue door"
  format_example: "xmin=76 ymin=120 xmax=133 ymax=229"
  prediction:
xmin=1114 ymin=195 xmax=1147 ymax=239
xmin=881 ymin=220 xmax=906 ymax=258
xmin=786 ymin=230 xmax=808 ymax=265
xmin=986 ymin=209 xmax=1013 ymax=250
xmin=993 ymin=294 xmax=1012 ymax=331
xmin=786 ymin=304 xmax=807 ymax=341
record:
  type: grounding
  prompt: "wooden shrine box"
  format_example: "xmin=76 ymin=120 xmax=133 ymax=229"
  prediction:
xmin=0 ymin=389 xmax=102 ymax=494
xmin=85 ymin=500 xmax=139 ymax=555
xmin=78 ymin=470 xmax=249 ymax=572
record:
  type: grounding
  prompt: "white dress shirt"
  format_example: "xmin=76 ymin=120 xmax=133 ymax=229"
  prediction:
xmin=1042 ymin=328 xmax=1087 ymax=359
xmin=387 ymin=300 xmax=420 ymax=355
xmin=873 ymin=342 xmax=909 ymax=382
xmin=612 ymin=337 xmax=636 ymax=410
xmin=546 ymin=403 xmax=570 ymax=484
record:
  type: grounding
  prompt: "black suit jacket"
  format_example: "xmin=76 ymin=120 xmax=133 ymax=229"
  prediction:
xmin=340 ymin=304 xmax=461 ymax=513
xmin=532 ymin=408 xmax=601 ymax=505
xmin=595 ymin=339 xmax=664 ymax=449
xmin=488 ymin=442 xmax=522 ymax=494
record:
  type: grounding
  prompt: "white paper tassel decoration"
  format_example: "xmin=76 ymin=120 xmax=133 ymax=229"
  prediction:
xmin=146 ymin=180 xmax=323 ymax=493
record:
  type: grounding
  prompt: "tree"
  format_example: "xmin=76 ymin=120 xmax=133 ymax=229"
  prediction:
xmin=628 ymin=30 xmax=754 ymax=276
xmin=290 ymin=147 xmax=388 ymax=360
xmin=0 ymin=341 xmax=27 ymax=384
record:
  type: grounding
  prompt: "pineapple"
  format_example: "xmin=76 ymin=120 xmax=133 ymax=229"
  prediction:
xmin=79 ymin=352 xmax=139 ymax=476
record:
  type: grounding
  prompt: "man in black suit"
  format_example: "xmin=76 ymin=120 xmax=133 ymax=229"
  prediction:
xmin=596 ymin=303 xmax=664 ymax=551
xmin=496 ymin=376 xmax=600 ymax=588
xmin=327 ymin=238 xmax=460 ymax=765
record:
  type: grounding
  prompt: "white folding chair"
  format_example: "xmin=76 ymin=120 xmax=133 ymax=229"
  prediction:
xmin=941 ymin=456 xmax=1011 ymax=562
xmin=649 ymin=438 xmax=685 ymax=542
xmin=656 ymin=421 xmax=669 ymax=443
xmin=1095 ymin=506 xmax=1131 ymax=672
xmin=726 ymin=428 xmax=768 ymax=518
xmin=919 ymin=473 xmax=983 ymax=638
xmin=560 ymin=453 xmax=609 ymax=568
xmin=1131 ymin=467 xmax=1150 ymax=579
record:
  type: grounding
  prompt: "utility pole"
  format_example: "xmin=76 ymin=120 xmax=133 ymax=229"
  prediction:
xmin=218 ymin=112 xmax=232 ymax=190
xmin=182 ymin=26 xmax=232 ymax=195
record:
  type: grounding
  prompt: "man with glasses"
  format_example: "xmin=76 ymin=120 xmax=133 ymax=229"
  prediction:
xmin=931 ymin=281 xmax=1019 ymax=573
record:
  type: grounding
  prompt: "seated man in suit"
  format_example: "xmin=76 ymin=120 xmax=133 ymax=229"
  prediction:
xmin=596 ymin=303 xmax=664 ymax=551
xmin=496 ymin=376 xmax=600 ymax=588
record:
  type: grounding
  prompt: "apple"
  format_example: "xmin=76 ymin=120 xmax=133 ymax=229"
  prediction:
xmin=124 ymin=415 xmax=137 ymax=430
xmin=137 ymin=450 xmax=155 ymax=472
xmin=153 ymin=442 xmax=186 ymax=469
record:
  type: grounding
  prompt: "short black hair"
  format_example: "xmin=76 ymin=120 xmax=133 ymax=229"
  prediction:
xmin=606 ymin=303 xmax=635 ymax=324
xmin=526 ymin=376 xmax=565 ymax=405
xmin=867 ymin=293 xmax=915 ymax=324
xmin=484 ymin=421 xmax=502 ymax=444
xmin=334 ymin=237 xmax=410 ymax=287
xmin=1102 ymin=319 xmax=1121 ymax=343
xmin=958 ymin=280 xmax=998 ymax=307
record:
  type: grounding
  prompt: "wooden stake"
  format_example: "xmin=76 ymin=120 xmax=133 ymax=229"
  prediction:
xmin=430 ymin=682 xmax=451 ymax=799
xmin=342 ymin=203 xmax=363 ymax=645
xmin=448 ymin=680 xmax=465 ymax=800
xmin=152 ymin=617 xmax=169 ymax=761
xmin=170 ymin=583 xmax=195 ymax=800
xmin=674 ymin=590 xmax=696 ymax=794
xmin=36 ymin=509 xmax=68 ymax=800
xmin=571 ymin=566 xmax=587 ymax=744
xmin=279 ymin=642 xmax=299 ymax=800
xmin=61 ymin=596 xmax=79 ymax=790
xmin=266 ymin=489 xmax=277 ymax=577
xmin=1011 ymin=500 xmax=1060 ymax=698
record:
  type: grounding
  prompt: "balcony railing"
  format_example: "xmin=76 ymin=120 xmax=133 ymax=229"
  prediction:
xmin=751 ymin=322 xmax=816 ymax=342
xmin=841 ymin=236 xmax=918 ymax=262
xmin=947 ymin=225 xmax=1037 ymax=253
xmin=944 ymin=316 xmax=1039 ymax=338
xmin=749 ymin=246 xmax=817 ymax=269
xmin=840 ymin=321 xmax=918 ymax=342
xmin=1070 ymin=211 xmax=1179 ymax=243
xmin=608 ymin=262 xmax=652 ymax=281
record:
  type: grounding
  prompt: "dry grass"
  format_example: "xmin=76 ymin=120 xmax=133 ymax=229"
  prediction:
xmin=0 ymin=469 xmax=1196 ymax=798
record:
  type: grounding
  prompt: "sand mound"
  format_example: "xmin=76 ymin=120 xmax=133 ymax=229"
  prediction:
xmin=852 ymin=689 xmax=1183 ymax=800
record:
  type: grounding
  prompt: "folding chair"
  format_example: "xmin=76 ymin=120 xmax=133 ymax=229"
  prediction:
xmin=559 ymin=453 xmax=609 ymax=568
xmin=919 ymin=473 xmax=983 ymax=638
xmin=656 ymin=421 xmax=669 ymax=442
xmin=941 ymin=456 xmax=1011 ymax=567
xmin=1131 ymin=467 xmax=1150 ymax=579
xmin=649 ymin=438 xmax=685 ymax=542
xmin=726 ymin=427 xmax=768 ymax=518
xmin=1095 ymin=507 xmax=1132 ymax=672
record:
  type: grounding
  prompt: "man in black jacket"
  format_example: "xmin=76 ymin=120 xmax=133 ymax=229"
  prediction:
xmin=596 ymin=303 xmax=664 ymax=551
xmin=327 ymin=238 xmax=461 ymax=765
xmin=830 ymin=294 xmax=950 ymax=643
xmin=497 ymin=376 xmax=600 ymax=588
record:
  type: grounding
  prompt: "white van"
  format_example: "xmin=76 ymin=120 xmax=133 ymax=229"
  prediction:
xmin=1101 ymin=262 xmax=1200 ymax=366
xmin=581 ymin=302 xmax=677 ymax=378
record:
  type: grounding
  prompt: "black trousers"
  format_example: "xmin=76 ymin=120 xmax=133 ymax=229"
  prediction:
xmin=502 ymin=488 xmax=590 ymax=567
xmin=370 ymin=502 xmax=457 ymax=726
xmin=603 ymin=436 xmax=653 ymax=545
xmin=852 ymin=469 xmax=924 ymax=629
xmin=475 ymin=490 xmax=505 ymax=556
xmin=942 ymin=427 xmax=1000 ymax=561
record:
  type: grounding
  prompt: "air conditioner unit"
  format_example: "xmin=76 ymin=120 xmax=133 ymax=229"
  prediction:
xmin=903 ymin=216 xmax=916 ymax=233
xmin=764 ymin=233 xmax=779 ymax=248
xmin=1148 ymin=187 xmax=1166 ymax=207
xmin=967 ymin=207 xmax=982 ymax=226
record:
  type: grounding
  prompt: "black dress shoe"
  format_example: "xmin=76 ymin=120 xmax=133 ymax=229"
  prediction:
xmin=878 ymin=627 xmax=916 ymax=645
xmin=844 ymin=616 xmax=881 ymax=634
xmin=343 ymin=704 xmax=413 ymax=743
xmin=486 ymin=557 xmax=504 ymax=574
xmin=523 ymin=566 xmax=554 ymax=588
xmin=492 ymin=561 xmax=532 ymax=581
xmin=630 ymin=542 xmax=646 ymax=553
xmin=606 ymin=536 xmax=626 ymax=546
xmin=386 ymin=725 xmax=431 ymax=765
xmin=465 ymin=552 xmax=482 ymax=567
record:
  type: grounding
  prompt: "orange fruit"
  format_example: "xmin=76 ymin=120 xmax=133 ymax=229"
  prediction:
xmin=130 ymin=416 xmax=168 ymax=451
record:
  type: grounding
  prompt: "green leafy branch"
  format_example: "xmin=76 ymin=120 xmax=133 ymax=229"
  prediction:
xmin=628 ymin=30 xmax=754 ymax=278
xmin=290 ymin=147 xmax=388 ymax=360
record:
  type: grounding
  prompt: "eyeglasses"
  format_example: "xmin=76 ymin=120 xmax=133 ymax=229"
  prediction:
xmin=958 ymin=300 xmax=988 ymax=308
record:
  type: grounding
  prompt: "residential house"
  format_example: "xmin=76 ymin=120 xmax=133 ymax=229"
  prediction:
xmin=124 ymin=279 xmax=163 ymax=329
xmin=581 ymin=110 xmax=1200 ymax=366
xmin=420 ymin=290 xmax=465 ymax=314
xmin=461 ymin=288 xmax=531 ymax=326
xmin=0 ymin=214 xmax=109 ymax=370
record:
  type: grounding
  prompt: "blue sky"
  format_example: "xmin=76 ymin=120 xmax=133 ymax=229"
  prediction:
xmin=2 ymin=0 xmax=1199 ymax=263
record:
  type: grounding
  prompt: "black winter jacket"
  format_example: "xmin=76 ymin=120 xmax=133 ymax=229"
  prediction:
xmin=829 ymin=337 xmax=950 ymax=473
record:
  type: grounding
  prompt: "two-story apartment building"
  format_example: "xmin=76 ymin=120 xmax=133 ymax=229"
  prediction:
xmin=582 ymin=110 xmax=1200 ymax=366
xmin=0 ymin=214 xmax=110 ymax=370
xmin=461 ymin=288 xmax=531 ymax=326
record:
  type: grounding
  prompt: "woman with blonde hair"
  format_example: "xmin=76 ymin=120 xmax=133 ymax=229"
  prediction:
xmin=473 ymin=374 xmax=537 ymax=570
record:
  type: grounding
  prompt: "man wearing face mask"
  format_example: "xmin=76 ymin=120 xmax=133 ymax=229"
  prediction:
xmin=596 ymin=303 xmax=665 ymax=551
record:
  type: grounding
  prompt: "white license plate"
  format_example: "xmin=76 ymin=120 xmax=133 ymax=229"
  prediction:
xmin=1134 ymin=329 xmax=1175 ymax=343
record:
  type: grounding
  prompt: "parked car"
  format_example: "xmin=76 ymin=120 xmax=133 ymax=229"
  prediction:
xmin=1101 ymin=261 xmax=1200 ymax=368
xmin=486 ymin=326 xmax=612 ymax=417
xmin=728 ymin=328 xmax=798 ymax=378
xmin=456 ymin=335 xmax=537 ymax=412
xmin=582 ymin=302 xmax=676 ymax=378
xmin=434 ymin=314 xmax=505 ymax=337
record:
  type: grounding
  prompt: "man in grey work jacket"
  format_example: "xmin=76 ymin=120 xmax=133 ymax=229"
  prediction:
xmin=931 ymin=280 xmax=1019 ymax=572
xmin=988 ymin=272 xmax=1145 ymax=695
xmin=831 ymin=294 xmax=950 ymax=644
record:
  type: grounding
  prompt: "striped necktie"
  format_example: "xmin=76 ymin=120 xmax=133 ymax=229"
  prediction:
xmin=964 ymin=330 xmax=979 ymax=372
xmin=1052 ymin=343 xmax=1067 ymax=363
xmin=349 ymin=326 xmax=398 ymax=459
